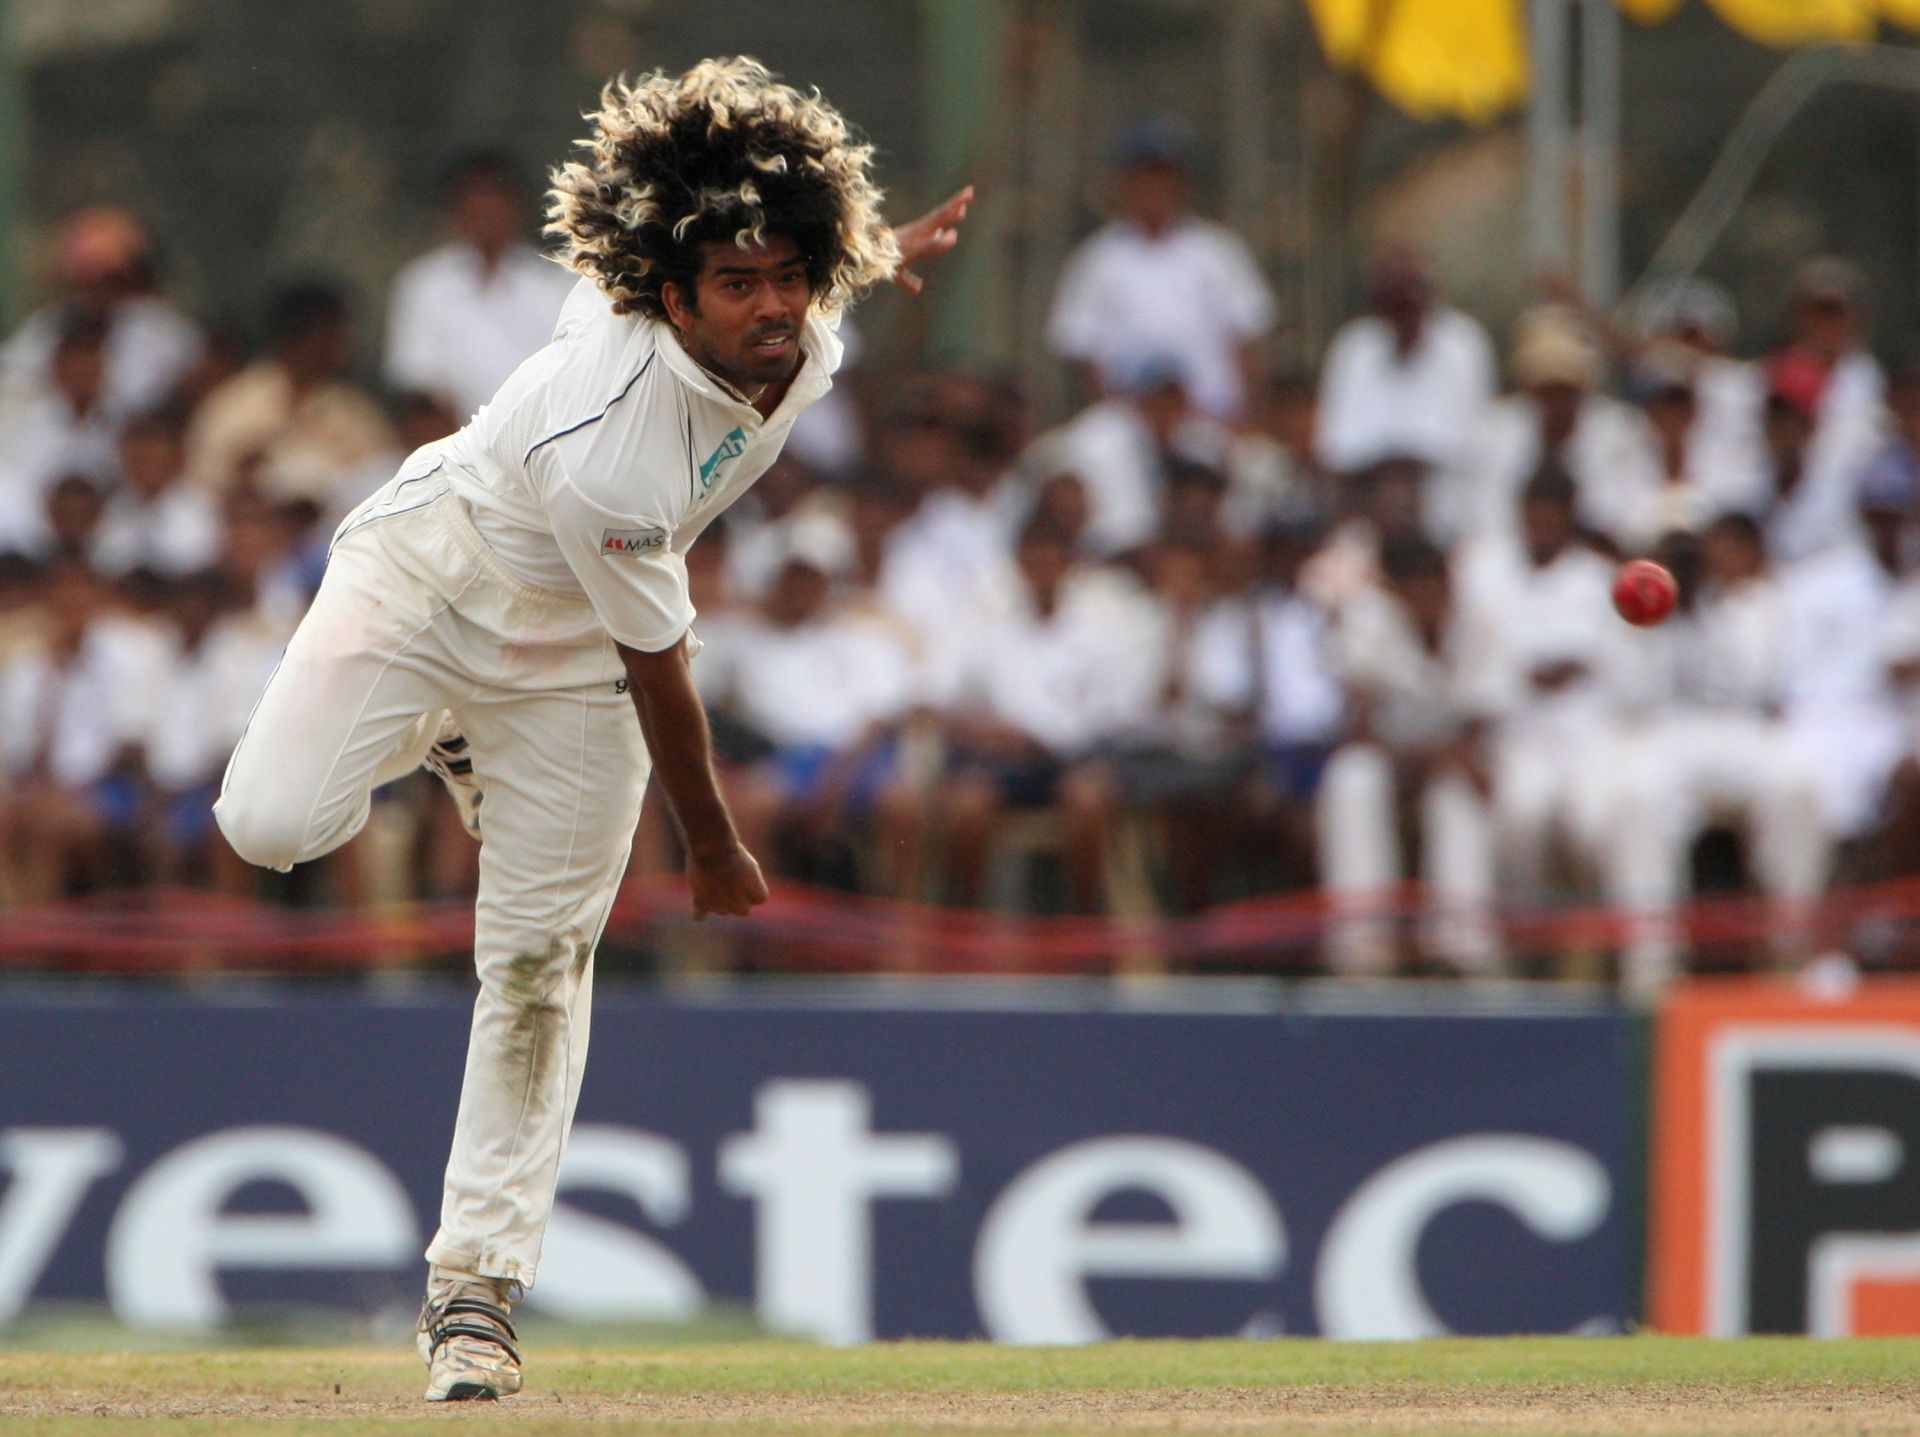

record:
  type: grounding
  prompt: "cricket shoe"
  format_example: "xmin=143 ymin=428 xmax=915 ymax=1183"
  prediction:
xmin=422 ymin=716 xmax=483 ymax=840
xmin=417 ymin=1270 xmax=523 ymax=1402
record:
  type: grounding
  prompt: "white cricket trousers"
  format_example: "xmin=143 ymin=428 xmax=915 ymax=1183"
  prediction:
xmin=1316 ymin=742 xmax=1499 ymax=975
xmin=214 ymin=461 xmax=650 ymax=1288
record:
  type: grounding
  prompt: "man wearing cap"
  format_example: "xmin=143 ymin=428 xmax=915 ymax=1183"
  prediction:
xmin=1449 ymin=308 xmax=1650 ymax=547
xmin=1046 ymin=118 xmax=1276 ymax=422
xmin=1779 ymin=256 xmax=1885 ymax=444
xmin=1751 ymin=348 xmax=1873 ymax=564
xmin=1315 ymin=247 xmax=1495 ymax=478
xmin=0 ymin=207 xmax=204 ymax=424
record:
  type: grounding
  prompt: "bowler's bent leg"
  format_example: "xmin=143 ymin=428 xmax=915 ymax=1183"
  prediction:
xmin=426 ymin=681 xmax=648 ymax=1287
xmin=215 ymin=537 xmax=466 ymax=871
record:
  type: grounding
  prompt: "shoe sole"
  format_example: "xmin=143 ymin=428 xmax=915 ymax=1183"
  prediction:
xmin=441 ymin=1382 xmax=499 ymax=1402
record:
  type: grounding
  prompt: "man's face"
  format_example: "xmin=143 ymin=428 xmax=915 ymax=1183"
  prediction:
xmin=452 ymin=176 xmax=522 ymax=254
xmin=1522 ymin=496 xmax=1574 ymax=564
xmin=1116 ymin=164 xmax=1184 ymax=231
xmin=1764 ymin=400 xmax=1814 ymax=462
xmin=663 ymin=235 xmax=811 ymax=392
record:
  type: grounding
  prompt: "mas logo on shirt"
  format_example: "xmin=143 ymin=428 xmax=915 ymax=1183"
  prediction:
xmin=698 ymin=426 xmax=748 ymax=491
xmin=601 ymin=526 xmax=669 ymax=558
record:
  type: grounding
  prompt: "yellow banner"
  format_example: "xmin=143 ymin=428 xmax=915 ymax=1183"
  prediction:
xmin=1310 ymin=0 xmax=1920 ymax=123
xmin=1304 ymin=0 xmax=1529 ymax=122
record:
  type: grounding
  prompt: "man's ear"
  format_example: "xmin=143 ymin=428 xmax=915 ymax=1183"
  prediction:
xmin=661 ymin=280 xmax=696 ymax=331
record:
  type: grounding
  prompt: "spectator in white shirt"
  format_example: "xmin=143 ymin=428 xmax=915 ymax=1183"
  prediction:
xmin=938 ymin=519 xmax=1157 ymax=910
xmin=1107 ymin=536 xmax=1261 ymax=910
xmin=1185 ymin=519 xmax=1346 ymax=892
xmin=187 ymin=281 xmax=398 ymax=517
xmin=1605 ymin=520 xmax=1828 ymax=991
xmin=0 ymin=207 xmax=203 ymax=425
xmin=1778 ymin=462 xmax=1914 ymax=842
xmin=1315 ymin=249 xmax=1495 ymax=479
xmin=1630 ymin=278 xmax=1766 ymax=512
xmin=1751 ymin=350 xmax=1868 ymax=564
xmin=384 ymin=152 xmax=575 ymax=422
xmin=138 ymin=570 xmax=291 ymax=885
xmin=1317 ymin=535 xmax=1510 ymax=975
xmin=1452 ymin=311 xmax=1656 ymax=548
xmin=92 ymin=407 xmax=222 ymax=577
xmin=0 ymin=564 xmax=155 ymax=902
xmin=0 ymin=311 xmax=119 ymax=553
xmin=1620 ymin=343 xmax=1767 ymax=540
xmin=1778 ymin=256 xmax=1885 ymax=447
xmin=713 ymin=517 xmax=923 ymax=895
xmin=1027 ymin=353 xmax=1236 ymax=556
xmin=1461 ymin=468 xmax=1625 ymax=916
xmin=1046 ymin=119 xmax=1276 ymax=421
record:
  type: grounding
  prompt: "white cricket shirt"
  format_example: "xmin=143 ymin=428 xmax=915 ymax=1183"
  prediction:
xmin=435 ymin=277 xmax=843 ymax=653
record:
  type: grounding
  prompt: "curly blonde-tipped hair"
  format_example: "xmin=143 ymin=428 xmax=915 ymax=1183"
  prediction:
xmin=545 ymin=57 xmax=901 ymax=319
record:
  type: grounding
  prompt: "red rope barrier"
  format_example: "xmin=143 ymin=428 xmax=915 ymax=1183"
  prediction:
xmin=2 ymin=878 xmax=1919 ymax=975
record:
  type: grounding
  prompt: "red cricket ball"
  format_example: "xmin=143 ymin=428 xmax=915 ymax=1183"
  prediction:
xmin=1613 ymin=558 xmax=1678 ymax=627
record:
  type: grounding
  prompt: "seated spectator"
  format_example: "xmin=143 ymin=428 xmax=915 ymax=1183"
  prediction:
xmin=1450 ymin=309 xmax=1651 ymax=548
xmin=384 ymin=151 xmax=574 ymax=422
xmin=1460 ymin=468 xmax=1624 ymax=918
xmin=1607 ymin=520 xmax=1828 ymax=990
xmin=1775 ymin=256 xmax=1884 ymax=450
xmin=35 ymin=475 xmax=106 ymax=564
xmin=1299 ymin=454 xmax=1430 ymax=610
xmin=1110 ymin=536 xmax=1261 ymax=911
xmin=1315 ymin=248 xmax=1495 ymax=479
xmin=1777 ymin=462 xmax=1914 ymax=846
xmin=1224 ymin=367 xmax=1326 ymax=537
xmin=0 ymin=310 xmax=118 ymax=552
xmin=1189 ymin=518 xmax=1346 ymax=889
xmin=93 ymin=406 xmax=222 ymax=576
xmin=710 ymin=518 xmax=923 ymax=895
xmin=722 ymin=453 xmax=835 ymax=601
xmin=1621 ymin=343 xmax=1767 ymax=541
xmin=1752 ymin=349 xmax=1869 ymax=564
xmin=1046 ymin=117 xmax=1275 ymax=421
xmin=0 ymin=207 xmax=203 ymax=424
xmin=1629 ymin=277 xmax=1765 ymax=511
xmin=938 ymin=519 xmax=1159 ymax=910
xmin=187 ymin=280 xmax=397 ymax=518
xmin=137 ymin=569 xmax=290 ymax=885
xmin=1027 ymin=354 xmax=1233 ymax=556
xmin=1317 ymin=534 xmax=1509 ymax=975
xmin=0 ymin=564 xmax=162 ymax=902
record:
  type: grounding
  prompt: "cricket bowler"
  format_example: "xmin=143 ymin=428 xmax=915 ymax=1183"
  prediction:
xmin=213 ymin=57 xmax=971 ymax=1400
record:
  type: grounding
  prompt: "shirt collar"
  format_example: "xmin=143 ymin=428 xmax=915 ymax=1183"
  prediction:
xmin=652 ymin=311 xmax=843 ymax=421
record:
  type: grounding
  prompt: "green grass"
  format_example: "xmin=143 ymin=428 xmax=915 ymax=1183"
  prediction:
xmin=1 ymin=1336 xmax=1916 ymax=1435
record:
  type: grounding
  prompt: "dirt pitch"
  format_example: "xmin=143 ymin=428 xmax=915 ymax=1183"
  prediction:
xmin=0 ymin=1337 xmax=1917 ymax=1436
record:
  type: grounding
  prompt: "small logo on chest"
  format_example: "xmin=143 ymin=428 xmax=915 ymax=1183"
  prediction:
xmin=601 ymin=526 xmax=668 ymax=557
xmin=698 ymin=426 xmax=748 ymax=490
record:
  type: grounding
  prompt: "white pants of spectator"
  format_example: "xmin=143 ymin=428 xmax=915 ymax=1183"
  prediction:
xmin=1493 ymin=723 xmax=1627 ymax=931
xmin=214 ymin=469 xmax=648 ymax=1289
xmin=1317 ymin=743 xmax=1499 ymax=975
xmin=1609 ymin=713 xmax=1828 ymax=993
xmin=1784 ymin=700 xmax=1906 ymax=842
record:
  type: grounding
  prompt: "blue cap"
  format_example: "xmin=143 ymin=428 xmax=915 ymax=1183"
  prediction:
xmin=1111 ymin=116 xmax=1193 ymax=170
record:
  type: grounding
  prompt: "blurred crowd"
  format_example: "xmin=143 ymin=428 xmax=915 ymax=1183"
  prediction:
xmin=5 ymin=128 xmax=1920 ymax=986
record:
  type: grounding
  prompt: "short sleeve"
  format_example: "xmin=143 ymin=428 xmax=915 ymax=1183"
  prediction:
xmin=537 ymin=449 xmax=695 ymax=652
xmin=1205 ymin=230 xmax=1276 ymax=340
xmin=1045 ymin=239 xmax=1107 ymax=361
